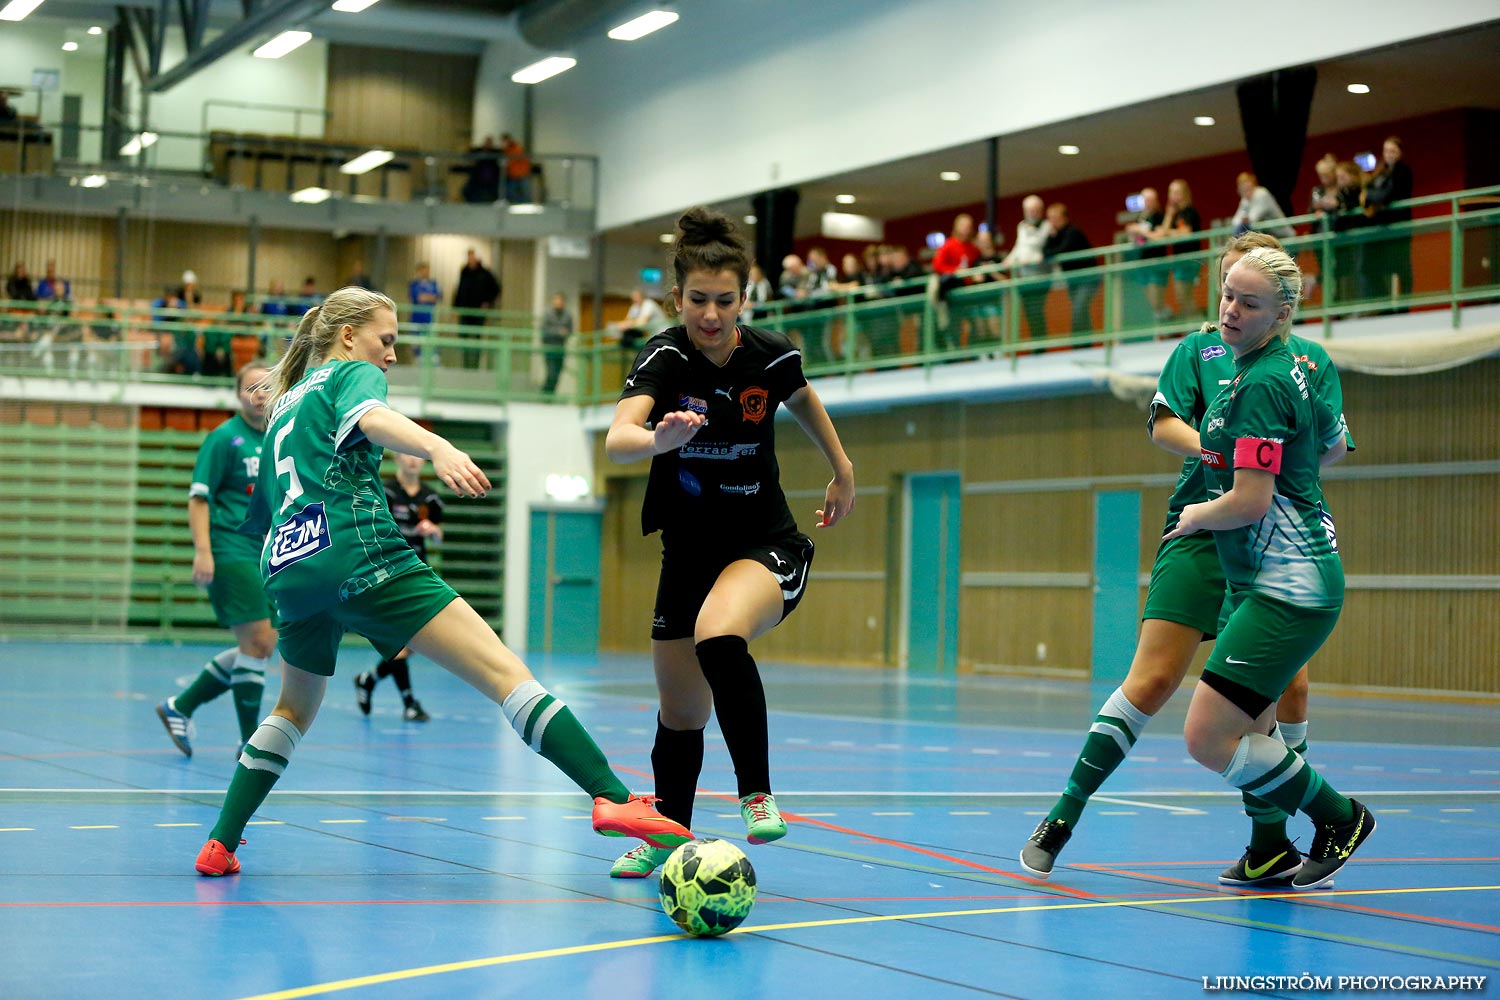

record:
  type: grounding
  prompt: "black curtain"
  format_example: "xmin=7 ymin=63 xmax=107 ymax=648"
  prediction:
xmin=751 ymin=187 xmax=800 ymax=291
xmin=1235 ymin=67 xmax=1317 ymax=215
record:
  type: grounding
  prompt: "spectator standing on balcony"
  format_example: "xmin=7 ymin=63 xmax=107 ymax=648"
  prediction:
xmin=408 ymin=263 xmax=440 ymax=359
xmin=1003 ymin=195 xmax=1053 ymax=348
xmin=453 ymin=248 xmax=500 ymax=369
xmin=296 ymin=276 xmax=322 ymax=317
xmin=7 ymin=261 xmax=36 ymax=302
xmin=1305 ymin=155 xmax=1341 ymax=298
xmin=202 ymin=290 xmax=251 ymax=378
xmin=1232 ymin=172 xmax=1294 ymax=238
xmin=1361 ymin=136 xmax=1414 ymax=305
xmin=933 ymin=213 xmax=983 ymax=345
xmin=260 ymin=279 xmax=292 ymax=319
xmin=155 ymin=359 xmax=278 ymax=759
xmin=612 ymin=286 xmax=669 ymax=352
xmin=180 ymin=270 xmax=203 ymax=308
xmin=1127 ymin=186 xmax=1168 ymax=325
xmin=29 ymin=260 xmax=73 ymax=365
xmin=540 ymin=292 xmax=573 ymax=395
xmin=1156 ymin=179 xmax=1203 ymax=321
xmin=36 ymin=260 xmax=69 ymax=305
xmin=806 ymin=248 xmax=837 ymax=293
xmin=501 ymin=133 xmax=532 ymax=204
xmin=1043 ymin=203 xmax=1098 ymax=335
xmin=1330 ymin=161 xmax=1369 ymax=305
xmin=778 ymin=254 xmax=811 ymax=301
xmin=742 ymin=264 xmax=773 ymax=323
xmin=155 ymin=288 xmax=199 ymax=376
xmin=463 ymin=136 xmax=501 ymax=203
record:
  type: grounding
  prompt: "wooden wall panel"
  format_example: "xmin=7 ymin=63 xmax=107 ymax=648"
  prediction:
xmin=592 ymin=358 xmax=1500 ymax=692
xmin=2 ymin=210 xmax=117 ymax=298
xmin=324 ymin=45 xmax=477 ymax=152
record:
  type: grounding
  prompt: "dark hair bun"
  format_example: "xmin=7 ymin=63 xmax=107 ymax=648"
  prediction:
xmin=676 ymin=207 xmax=736 ymax=246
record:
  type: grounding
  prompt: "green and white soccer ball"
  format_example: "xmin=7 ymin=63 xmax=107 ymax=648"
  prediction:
xmin=658 ymin=837 xmax=758 ymax=937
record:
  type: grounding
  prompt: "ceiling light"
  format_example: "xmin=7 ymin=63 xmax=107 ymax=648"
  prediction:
xmin=743 ymin=214 xmax=757 ymax=225
xmin=608 ymin=9 xmax=678 ymax=41
xmin=253 ymin=30 xmax=312 ymax=59
xmin=61 ymin=40 xmax=78 ymax=51
xmin=339 ymin=148 xmax=394 ymax=175
xmin=1346 ymin=83 xmax=1370 ymax=94
xmin=939 ymin=171 xmax=961 ymax=182
xmin=1194 ymin=115 xmax=1216 ymax=126
xmin=0 ymin=0 xmax=47 ymax=22
xmin=87 ymin=25 xmax=102 ymax=34
xmin=80 ymin=174 xmax=107 ymax=188
xmin=291 ymin=186 xmax=332 ymax=203
xmin=139 ymin=131 xmax=158 ymax=148
xmin=508 ymin=203 xmax=545 ymax=214
xmin=331 ymin=0 xmax=380 ymax=11
xmin=511 ymin=56 xmax=576 ymax=84
xmin=835 ymin=193 xmax=856 ymax=205
xmin=658 ymin=233 xmax=674 ymax=243
xmin=1058 ymin=144 xmax=1080 ymax=155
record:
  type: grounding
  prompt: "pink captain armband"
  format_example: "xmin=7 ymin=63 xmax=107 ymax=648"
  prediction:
xmin=1234 ymin=437 xmax=1283 ymax=474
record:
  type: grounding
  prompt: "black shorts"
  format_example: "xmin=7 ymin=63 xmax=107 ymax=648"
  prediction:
xmin=651 ymin=533 xmax=814 ymax=641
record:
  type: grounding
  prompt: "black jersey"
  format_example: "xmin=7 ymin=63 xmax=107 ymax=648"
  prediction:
xmin=383 ymin=477 xmax=445 ymax=562
xmin=621 ymin=325 xmax=807 ymax=546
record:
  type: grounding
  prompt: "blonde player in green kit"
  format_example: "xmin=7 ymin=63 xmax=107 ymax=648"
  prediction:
xmin=156 ymin=361 xmax=278 ymax=758
xmin=1022 ymin=234 xmax=1354 ymax=885
xmin=1169 ymin=245 xmax=1373 ymax=890
xmin=194 ymin=287 xmax=692 ymax=875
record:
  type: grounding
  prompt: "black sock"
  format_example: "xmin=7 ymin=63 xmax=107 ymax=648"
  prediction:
xmin=651 ymin=716 xmax=705 ymax=830
xmin=389 ymin=658 xmax=414 ymax=703
xmin=696 ymin=635 xmax=770 ymax=798
xmin=373 ymin=657 xmax=396 ymax=681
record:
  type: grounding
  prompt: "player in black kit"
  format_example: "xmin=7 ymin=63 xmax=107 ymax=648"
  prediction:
xmin=603 ymin=207 xmax=856 ymax=877
xmin=353 ymin=453 xmax=445 ymax=721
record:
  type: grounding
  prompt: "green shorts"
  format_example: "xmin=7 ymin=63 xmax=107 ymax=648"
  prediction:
xmin=1141 ymin=532 xmax=1227 ymax=638
xmin=1205 ymin=589 xmax=1341 ymax=704
xmin=276 ymin=565 xmax=459 ymax=677
xmin=208 ymin=560 xmax=277 ymax=628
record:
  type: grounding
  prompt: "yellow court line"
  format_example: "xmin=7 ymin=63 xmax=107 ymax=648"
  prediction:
xmin=235 ymin=884 xmax=1500 ymax=1000
xmin=0 ymin=827 xmax=35 ymax=832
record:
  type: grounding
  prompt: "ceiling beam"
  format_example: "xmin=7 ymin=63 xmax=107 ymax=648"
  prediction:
xmin=143 ymin=0 xmax=327 ymax=94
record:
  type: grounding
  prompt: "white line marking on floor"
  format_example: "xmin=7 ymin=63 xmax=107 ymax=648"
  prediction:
xmin=0 ymin=827 xmax=34 ymax=832
xmin=1354 ymin=766 xmax=1385 ymax=772
xmin=387 ymin=817 xmax=446 ymax=822
xmin=1439 ymin=808 xmax=1474 ymax=813
xmin=715 ymin=813 xmax=740 ymax=818
xmin=1380 ymin=809 xmax=1410 ymax=814
xmin=921 ymin=746 xmax=949 ymax=752
xmin=874 ymin=743 xmax=902 ymax=750
xmin=1134 ymin=756 xmax=1159 ymax=762
xmin=796 ymin=813 xmax=837 ymax=817
xmin=1093 ymin=795 xmax=1207 ymax=815
xmin=971 ymin=748 xmax=1000 ymax=755
xmin=563 ymin=815 xmax=591 ymax=821
xmin=829 ymin=740 xmax=855 ymax=747
xmin=1470 ymin=769 xmax=1499 ymax=775
xmin=872 ymin=811 xmax=913 ymax=816
xmin=245 ymin=820 xmax=284 ymax=825
xmin=1021 ymin=751 xmax=1051 ymax=758
xmin=786 ymin=738 xmax=810 ymax=744
xmin=154 ymin=822 xmax=201 ymax=827
xmin=70 ymin=825 xmax=117 ymax=829
xmin=1412 ymin=768 xmax=1442 ymax=774
xmin=481 ymin=816 xmax=525 ymax=821
xmin=949 ymin=811 xmax=990 ymax=816
xmin=1023 ymin=811 xmax=1048 ymax=816
xmin=1097 ymin=811 xmax=1138 ymax=816
xmin=318 ymin=819 xmax=365 ymax=824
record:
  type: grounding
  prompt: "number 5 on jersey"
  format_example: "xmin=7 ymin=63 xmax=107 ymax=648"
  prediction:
xmin=274 ymin=418 xmax=303 ymax=514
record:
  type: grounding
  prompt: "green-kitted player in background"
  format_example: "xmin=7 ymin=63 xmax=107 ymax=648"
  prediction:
xmin=157 ymin=360 xmax=280 ymax=758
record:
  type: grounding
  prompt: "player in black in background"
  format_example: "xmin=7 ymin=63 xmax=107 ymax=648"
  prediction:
xmin=603 ymin=207 xmax=856 ymax=878
xmin=354 ymin=453 xmax=444 ymax=721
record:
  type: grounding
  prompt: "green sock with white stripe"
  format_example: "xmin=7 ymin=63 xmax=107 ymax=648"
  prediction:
xmin=502 ymin=680 xmax=629 ymax=803
xmin=1049 ymin=686 xmax=1151 ymax=827
xmin=1244 ymin=723 xmax=1307 ymax=851
xmin=173 ymin=647 xmax=236 ymax=716
xmin=229 ymin=653 xmax=270 ymax=742
xmin=208 ymin=715 xmax=302 ymax=848
xmin=1222 ymin=732 xmax=1353 ymax=826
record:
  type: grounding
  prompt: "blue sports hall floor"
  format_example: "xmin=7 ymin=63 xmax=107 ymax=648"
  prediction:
xmin=1 ymin=639 xmax=1496 ymax=999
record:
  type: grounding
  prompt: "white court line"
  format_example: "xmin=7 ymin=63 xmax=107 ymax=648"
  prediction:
xmin=1092 ymin=795 xmax=1207 ymax=815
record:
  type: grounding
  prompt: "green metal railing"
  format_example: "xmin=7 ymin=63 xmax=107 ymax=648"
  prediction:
xmin=5 ymin=185 xmax=1499 ymax=408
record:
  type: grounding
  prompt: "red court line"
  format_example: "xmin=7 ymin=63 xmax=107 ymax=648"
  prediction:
xmin=1079 ymin=857 xmax=1500 ymax=867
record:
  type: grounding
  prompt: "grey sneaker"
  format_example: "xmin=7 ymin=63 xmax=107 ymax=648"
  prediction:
xmin=1020 ymin=818 xmax=1072 ymax=878
xmin=1293 ymin=800 xmax=1374 ymax=891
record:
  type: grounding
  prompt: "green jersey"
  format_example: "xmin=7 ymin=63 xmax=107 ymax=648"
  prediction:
xmin=190 ymin=414 xmax=265 ymax=562
xmin=1150 ymin=329 xmax=1351 ymax=530
xmin=1197 ymin=338 xmax=1344 ymax=609
xmin=245 ymin=360 xmax=424 ymax=618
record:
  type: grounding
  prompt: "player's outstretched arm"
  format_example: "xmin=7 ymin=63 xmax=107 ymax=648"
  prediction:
xmin=605 ymin=394 xmax=704 ymax=464
xmin=357 ymin=406 xmax=491 ymax=499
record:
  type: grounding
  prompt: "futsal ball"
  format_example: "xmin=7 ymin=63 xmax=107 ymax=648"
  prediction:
xmin=658 ymin=837 xmax=758 ymax=936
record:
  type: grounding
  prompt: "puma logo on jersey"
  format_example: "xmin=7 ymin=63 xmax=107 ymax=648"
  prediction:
xmin=714 ymin=387 xmax=733 ymax=400
xmin=769 ymin=552 xmax=786 ymax=568
xmin=624 ymin=376 xmax=637 ymax=388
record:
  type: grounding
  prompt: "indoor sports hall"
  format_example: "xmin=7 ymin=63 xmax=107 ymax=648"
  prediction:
xmin=2 ymin=3 xmax=1497 ymax=999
